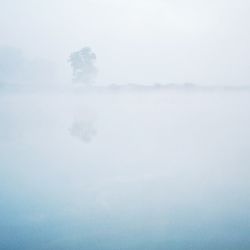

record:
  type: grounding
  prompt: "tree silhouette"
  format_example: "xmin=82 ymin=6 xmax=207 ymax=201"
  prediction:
xmin=68 ymin=47 xmax=98 ymax=84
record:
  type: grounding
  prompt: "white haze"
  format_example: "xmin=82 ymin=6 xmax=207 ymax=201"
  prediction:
xmin=1 ymin=0 xmax=250 ymax=249
xmin=0 ymin=0 xmax=250 ymax=85
xmin=0 ymin=90 xmax=250 ymax=249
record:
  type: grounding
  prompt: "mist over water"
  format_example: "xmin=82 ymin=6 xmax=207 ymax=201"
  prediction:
xmin=1 ymin=0 xmax=250 ymax=248
xmin=0 ymin=90 xmax=250 ymax=250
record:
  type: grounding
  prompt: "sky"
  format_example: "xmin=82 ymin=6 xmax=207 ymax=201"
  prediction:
xmin=0 ymin=0 xmax=250 ymax=85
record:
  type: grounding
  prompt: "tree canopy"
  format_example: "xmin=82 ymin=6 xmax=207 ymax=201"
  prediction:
xmin=68 ymin=47 xmax=98 ymax=84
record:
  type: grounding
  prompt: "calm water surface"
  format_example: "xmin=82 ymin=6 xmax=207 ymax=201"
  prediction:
xmin=0 ymin=90 xmax=250 ymax=249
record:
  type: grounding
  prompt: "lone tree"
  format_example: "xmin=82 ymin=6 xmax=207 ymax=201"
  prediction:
xmin=68 ymin=47 xmax=98 ymax=84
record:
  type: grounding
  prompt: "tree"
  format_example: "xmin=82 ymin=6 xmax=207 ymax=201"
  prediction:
xmin=68 ymin=47 xmax=98 ymax=84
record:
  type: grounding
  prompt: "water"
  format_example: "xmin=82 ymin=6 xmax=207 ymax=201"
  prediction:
xmin=0 ymin=90 xmax=250 ymax=249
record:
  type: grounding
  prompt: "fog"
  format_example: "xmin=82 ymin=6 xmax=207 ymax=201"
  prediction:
xmin=1 ymin=0 xmax=250 ymax=85
xmin=0 ymin=47 xmax=56 ymax=87
xmin=1 ymin=0 xmax=250 ymax=249
xmin=0 ymin=90 xmax=250 ymax=249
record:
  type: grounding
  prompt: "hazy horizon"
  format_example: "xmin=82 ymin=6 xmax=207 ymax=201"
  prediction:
xmin=1 ymin=0 xmax=250 ymax=86
xmin=1 ymin=1 xmax=250 ymax=249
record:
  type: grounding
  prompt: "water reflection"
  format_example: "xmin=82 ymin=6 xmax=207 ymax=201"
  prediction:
xmin=0 ymin=91 xmax=250 ymax=250
xmin=69 ymin=119 xmax=97 ymax=143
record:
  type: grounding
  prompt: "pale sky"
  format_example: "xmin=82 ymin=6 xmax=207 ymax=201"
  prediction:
xmin=0 ymin=0 xmax=250 ymax=85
